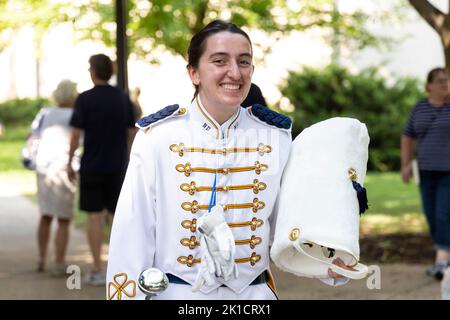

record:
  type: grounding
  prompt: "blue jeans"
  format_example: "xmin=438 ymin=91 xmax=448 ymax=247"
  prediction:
xmin=419 ymin=170 xmax=450 ymax=250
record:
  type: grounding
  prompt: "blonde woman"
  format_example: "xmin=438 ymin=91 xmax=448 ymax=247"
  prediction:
xmin=34 ymin=79 xmax=79 ymax=276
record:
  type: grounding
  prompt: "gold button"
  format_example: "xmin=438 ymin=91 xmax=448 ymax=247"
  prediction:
xmin=191 ymin=200 xmax=199 ymax=213
xmin=289 ymin=228 xmax=300 ymax=241
xmin=178 ymin=108 xmax=186 ymax=115
xmin=187 ymin=255 xmax=194 ymax=267
xmin=348 ymin=168 xmax=358 ymax=181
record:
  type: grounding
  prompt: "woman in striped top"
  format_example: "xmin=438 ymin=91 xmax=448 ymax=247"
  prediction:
xmin=401 ymin=67 xmax=450 ymax=281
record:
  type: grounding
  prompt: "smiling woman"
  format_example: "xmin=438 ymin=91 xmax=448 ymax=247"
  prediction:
xmin=106 ymin=20 xmax=298 ymax=300
xmin=186 ymin=23 xmax=254 ymax=124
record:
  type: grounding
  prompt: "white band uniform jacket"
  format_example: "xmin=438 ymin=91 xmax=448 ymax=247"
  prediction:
xmin=106 ymin=97 xmax=291 ymax=299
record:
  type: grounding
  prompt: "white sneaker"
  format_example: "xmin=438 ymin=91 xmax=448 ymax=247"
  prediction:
xmin=426 ymin=261 xmax=448 ymax=280
xmin=86 ymin=271 xmax=106 ymax=286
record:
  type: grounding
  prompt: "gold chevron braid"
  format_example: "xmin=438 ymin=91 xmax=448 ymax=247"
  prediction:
xmin=181 ymin=218 xmax=198 ymax=232
xmin=181 ymin=217 xmax=263 ymax=232
xmin=175 ymin=161 xmax=268 ymax=177
xmin=180 ymin=236 xmax=199 ymax=249
xmin=177 ymin=252 xmax=261 ymax=267
xmin=234 ymin=236 xmax=262 ymax=249
xmin=235 ymin=252 xmax=262 ymax=266
xmin=169 ymin=143 xmax=272 ymax=157
xmin=226 ymin=198 xmax=266 ymax=213
xmin=180 ymin=235 xmax=263 ymax=249
xmin=228 ymin=218 xmax=264 ymax=231
xmin=180 ymin=180 xmax=267 ymax=195
xmin=181 ymin=198 xmax=265 ymax=213
xmin=177 ymin=255 xmax=200 ymax=267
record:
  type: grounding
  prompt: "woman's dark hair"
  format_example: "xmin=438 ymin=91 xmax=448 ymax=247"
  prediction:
xmin=187 ymin=20 xmax=252 ymax=100
xmin=426 ymin=67 xmax=447 ymax=84
xmin=89 ymin=54 xmax=113 ymax=81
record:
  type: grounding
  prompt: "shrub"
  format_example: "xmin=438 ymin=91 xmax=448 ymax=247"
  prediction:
xmin=0 ymin=98 xmax=49 ymax=126
xmin=278 ymin=64 xmax=423 ymax=171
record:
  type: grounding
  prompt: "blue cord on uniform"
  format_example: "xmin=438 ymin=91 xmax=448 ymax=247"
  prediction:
xmin=208 ymin=174 xmax=217 ymax=212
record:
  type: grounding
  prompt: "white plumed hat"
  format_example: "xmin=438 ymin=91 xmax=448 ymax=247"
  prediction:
xmin=270 ymin=117 xmax=370 ymax=280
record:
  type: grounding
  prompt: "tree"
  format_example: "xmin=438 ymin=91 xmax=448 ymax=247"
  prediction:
xmin=0 ymin=0 xmax=70 ymax=51
xmin=279 ymin=64 xmax=423 ymax=171
xmin=0 ymin=0 xmax=72 ymax=97
xmin=408 ymin=0 xmax=450 ymax=73
xmin=1 ymin=0 xmax=391 ymax=63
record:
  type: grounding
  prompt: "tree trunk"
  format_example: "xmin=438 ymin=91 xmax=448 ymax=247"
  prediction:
xmin=35 ymin=57 xmax=41 ymax=98
xmin=443 ymin=32 xmax=450 ymax=75
xmin=408 ymin=1 xmax=449 ymax=72
xmin=116 ymin=0 xmax=128 ymax=92
xmin=408 ymin=0 xmax=445 ymax=32
xmin=443 ymin=13 xmax=450 ymax=75
xmin=443 ymin=45 xmax=450 ymax=75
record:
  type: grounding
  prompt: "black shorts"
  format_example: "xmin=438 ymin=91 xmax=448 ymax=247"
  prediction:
xmin=79 ymin=172 xmax=125 ymax=213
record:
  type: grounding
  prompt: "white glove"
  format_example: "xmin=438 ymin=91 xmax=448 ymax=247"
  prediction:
xmin=193 ymin=205 xmax=238 ymax=291
xmin=204 ymin=221 xmax=239 ymax=281
xmin=192 ymin=236 xmax=216 ymax=292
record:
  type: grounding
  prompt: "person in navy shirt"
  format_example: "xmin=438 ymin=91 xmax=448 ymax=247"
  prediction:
xmin=67 ymin=54 xmax=136 ymax=286
xmin=401 ymin=67 xmax=450 ymax=280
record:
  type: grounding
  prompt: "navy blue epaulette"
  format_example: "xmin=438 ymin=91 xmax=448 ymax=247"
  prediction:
xmin=249 ymin=104 xmax=292 ymax=130
xmin=136 ymin=104 xmax=187 ymax=131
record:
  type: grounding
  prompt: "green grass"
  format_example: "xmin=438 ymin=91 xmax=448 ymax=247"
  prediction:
xmin=1 ymin=125 xmax=427 ymax=236
xmin=361 ymin=172 xmax=426 ymax=235
xmin=0 ymin=125 xmax=29 ymax=171
xmin=0 ymin=125 xmax=37 ymax=196
xmin=364 ymin=172 xmax=422 ymax=215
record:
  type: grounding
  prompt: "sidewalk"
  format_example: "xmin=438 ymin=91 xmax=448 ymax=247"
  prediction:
xmin=0 ymin=195 xmax=105 ymax=299
xmin=273 ymin=263 xmax=441 ymax=299
xmin=0 ymin=195 xmax=442 ymax=300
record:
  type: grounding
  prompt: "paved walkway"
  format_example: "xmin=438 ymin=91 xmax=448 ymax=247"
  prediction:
xmin=0 ymin=195 xmax=443 ymax=300
xmin=0 ymin=195 xmax=105 ymax=299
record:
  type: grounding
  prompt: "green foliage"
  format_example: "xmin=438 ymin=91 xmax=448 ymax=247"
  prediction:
xmin=279 ymin=64 xmax=423 ymax=171
xmin=0 ymin=0 xmax=70 ymax=53
xmin=0 ymin=98 xmax=49 ymax=126
xmin=0 ymin=1 xmax=396 ymax=63
xmin=77 ymin=0 xmax=393 ymax=62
